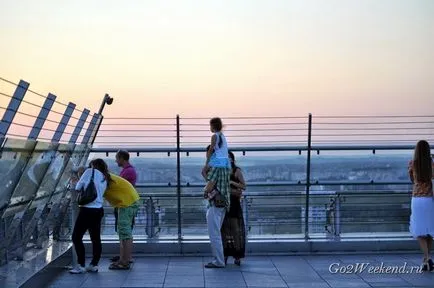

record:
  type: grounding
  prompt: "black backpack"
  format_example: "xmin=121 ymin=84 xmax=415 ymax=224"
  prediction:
xmin=78 ymin=169 xmax=97 ymax=205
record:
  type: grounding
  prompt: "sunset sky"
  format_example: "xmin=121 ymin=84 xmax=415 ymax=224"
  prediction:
xmin=1 ymin=0 xmax=433 ymax=120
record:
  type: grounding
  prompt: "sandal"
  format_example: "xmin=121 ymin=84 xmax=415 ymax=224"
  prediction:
xmin=110 ymin=256 xmax=120 ymax=262
xmin=109 ymin=262 xmax=130 ymax=270
xmin=111 ymin=256 xmax=134 ymax=263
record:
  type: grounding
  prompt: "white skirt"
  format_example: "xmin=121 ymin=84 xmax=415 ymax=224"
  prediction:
xmin=409 ymin=197 xmax=434 ymax=238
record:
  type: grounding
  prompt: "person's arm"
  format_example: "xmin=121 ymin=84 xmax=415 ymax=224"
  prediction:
xmin=75 ymin=168 xmax=92 ymax=191
xmin=231 ymin=188 xmax=243 ymax=197
xmin=230 ymin=168 xmax=246 ymax=190
xmin=201 ymin=166 xmax=209 ymax=180
xmin=205 ymin=135 xmax=217 ymax=167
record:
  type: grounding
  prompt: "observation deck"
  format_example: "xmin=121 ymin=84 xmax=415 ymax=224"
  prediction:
xmin=1 ymin=77 xmax=434 ymax=287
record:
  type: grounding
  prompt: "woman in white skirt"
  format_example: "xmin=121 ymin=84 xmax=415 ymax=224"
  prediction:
xmin=409 ymin=140 xmax=434 ymax=271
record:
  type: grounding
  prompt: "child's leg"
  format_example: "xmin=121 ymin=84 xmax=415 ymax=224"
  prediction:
xmin=203 ymin=180 xmax=217 ymax=199
xmin=204 ymin=180 xmax=216 ymax=194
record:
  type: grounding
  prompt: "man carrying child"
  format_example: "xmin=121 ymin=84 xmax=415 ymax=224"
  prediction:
xmin=202 ymin=117 xmax=231 ymax=268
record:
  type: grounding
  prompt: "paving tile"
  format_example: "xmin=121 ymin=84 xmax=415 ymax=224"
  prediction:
xmin=46 ymin=272 xmax=89 ymax=288
xmin=122 ymin=277 xmax=164 ymax=288
xmin=40 ymin=254 xmax=434 ymax=288
xmin=398 ymin=272 xmax=434 ymax=286
xmin=273 ymin=260 xmax=319 ymax=277
xmin=169 ymin=257 xmax=204 ymax=263
xmin=242 ymin=271 xmax=287 ymax=288
xmin=286 ymin=282 xmax=330 ymax=288
xmin=205 ymin=270 xmax=246 ymax=288
xmin=337 ymin=255 xmax=379 ymax=264
xmin=368 ymin=282 xmax=413 ymax=287
xmin=324 ymin=279 xmax=371 ymax=288
xmin=81 ymin=272 xmax=129 ymax=288
xmin=281 ymin=274 xmax=325 ymax=284
xmin=163 ymin=275 xmax=205 ymax=287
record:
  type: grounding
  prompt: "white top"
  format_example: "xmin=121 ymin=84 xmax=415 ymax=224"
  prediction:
xmin=209 ymin=132 xmax=230 ymax=168
xmin=75 ymin=168 xmax=107 ymax=208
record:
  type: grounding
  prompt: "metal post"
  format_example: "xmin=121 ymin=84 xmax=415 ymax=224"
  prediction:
xmin=89 ymin=93 xmax=113 ymax=146
xmin=176 ymin=115 xmax=182 ymax=241
xmin=145 ymin=197 xmax=155 ymax=238
xmin=335 ymin=195 xmax=341 ymax=240
xmin=90 ymin=115 xmax=103 ymax=146
xmin=304 ymin=113 xmax=312 ymax=240
xmin=243 ymin=195 xmax=249 ymax=235
xmin=69 ymin=109 xmax=89 ymax=144
xmin=81 ymin=114 xmax=99 ymax=145
xmin=52 ymin=103 xmax=76 ymax=143
xmin=0 ymin=80 xmax=29 ymax=144
xmin=97 ymin=93 xmax=112 ymax=115
xmin=28 ymin=93 xmax=56 ymax=140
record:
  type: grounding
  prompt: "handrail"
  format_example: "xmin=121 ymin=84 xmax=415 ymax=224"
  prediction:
xmin=89 ymin=144 xmax=434 ymax=153
xmin=132 ymin=190 xmax=412 ymax=198
xmin=133 ymin=180 xmax=413 ymax=189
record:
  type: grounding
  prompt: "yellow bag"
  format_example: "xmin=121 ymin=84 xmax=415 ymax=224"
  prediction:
xmin=104 ymin=173 xmax=140 ymax=208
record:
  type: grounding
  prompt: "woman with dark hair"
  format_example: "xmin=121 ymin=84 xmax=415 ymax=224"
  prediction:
xmin=69 ymin=158 xmax=110 ymax=274
xmin=221 ymin=151 xmax=246 ymax=266
xmin=408 ymin=140 xmax=434 ymax=271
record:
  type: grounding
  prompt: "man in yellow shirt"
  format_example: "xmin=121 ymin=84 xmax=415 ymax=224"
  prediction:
xmin=104 ymin=173 xmax=140 ymax=270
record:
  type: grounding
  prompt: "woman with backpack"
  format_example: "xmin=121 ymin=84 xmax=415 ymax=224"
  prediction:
xmin=69 ymin=158 xmax=110 ymax=274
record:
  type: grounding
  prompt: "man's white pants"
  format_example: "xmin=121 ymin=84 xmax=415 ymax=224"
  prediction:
xmin=206 ymin=206 xmax=226 ymax=267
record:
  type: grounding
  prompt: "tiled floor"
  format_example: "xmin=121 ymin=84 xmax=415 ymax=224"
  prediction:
xmin=46 ymin=254 xmax=434 ymax=288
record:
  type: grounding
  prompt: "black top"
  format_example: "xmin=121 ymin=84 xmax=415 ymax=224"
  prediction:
xmin=228 ymin=167 xmax=243 ymax=217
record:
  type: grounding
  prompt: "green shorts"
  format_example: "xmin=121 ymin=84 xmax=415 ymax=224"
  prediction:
xmin=117 ymin=201 xmax=140 ymax=240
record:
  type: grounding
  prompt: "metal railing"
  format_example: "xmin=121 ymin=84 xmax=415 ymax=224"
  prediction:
xmin=88 ymin=114 xmax=433 ymax=241
xmin=88 ymin=184 xmax=413 ymax=241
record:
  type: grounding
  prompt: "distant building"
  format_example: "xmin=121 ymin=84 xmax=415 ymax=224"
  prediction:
xmin=301 ymin=189 xmax=337 ymax=235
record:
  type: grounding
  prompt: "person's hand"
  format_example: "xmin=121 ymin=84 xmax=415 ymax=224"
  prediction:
xmin=70 ymin=176 xmax=79 ymax=186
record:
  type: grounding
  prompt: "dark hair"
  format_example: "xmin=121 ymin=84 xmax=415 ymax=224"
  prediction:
xmin=210 ymin=117 xmax=223 ymax=132
xmin=228 ymin=151 xmax=239 ymax=173
xmin=413 ymin=140 xmax=432 ymax=183
xmin=116 ymin=150 xmax=130 ymax=161
xmin=89 ymin=158 xmax=113 ymax=183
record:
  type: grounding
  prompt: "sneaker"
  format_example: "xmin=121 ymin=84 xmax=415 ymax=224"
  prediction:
xmin=86 ymin=264 xmax=99 ymax=273
xmin=204 ymin=262 xmax=224 ymax=269
xmin=428 ymin=259 xmax=434 ymax=272
xmin=69 ymin=266 xmax=86 ymax=274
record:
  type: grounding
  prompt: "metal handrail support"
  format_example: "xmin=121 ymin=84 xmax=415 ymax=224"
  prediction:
xmin=304 ymin=114 xmax=312 ymax=240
